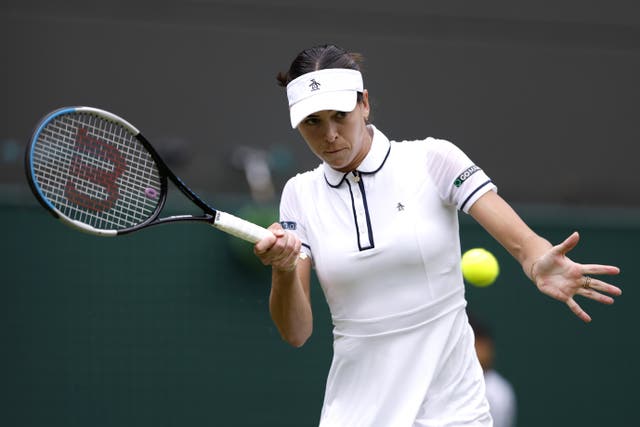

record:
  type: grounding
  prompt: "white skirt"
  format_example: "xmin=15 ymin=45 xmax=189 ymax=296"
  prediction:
xmin=319 ymin=303 xmax=492 ymax=427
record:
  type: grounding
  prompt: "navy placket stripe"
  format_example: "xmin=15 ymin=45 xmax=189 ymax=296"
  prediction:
xmin=346 ymin=172 xmax=375 ymax=251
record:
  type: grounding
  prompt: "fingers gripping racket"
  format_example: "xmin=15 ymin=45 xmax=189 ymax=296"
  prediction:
xmin=25 ymin=106 xmax=274 ymax=243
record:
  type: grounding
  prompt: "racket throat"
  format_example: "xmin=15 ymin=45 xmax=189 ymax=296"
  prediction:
xmin=117 ymin=213 xmax=216 ymax=234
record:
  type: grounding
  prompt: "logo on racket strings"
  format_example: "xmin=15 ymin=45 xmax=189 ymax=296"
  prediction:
xmin=64 ymin=127 xmax=127 ymax=212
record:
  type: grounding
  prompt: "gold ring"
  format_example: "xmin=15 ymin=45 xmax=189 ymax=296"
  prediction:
xmin=583 ymin=276 xmax=592 ymax=289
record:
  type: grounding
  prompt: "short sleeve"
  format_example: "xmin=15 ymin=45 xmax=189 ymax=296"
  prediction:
xmin=279 ymin=176 xmax=312 ymax=258
xmin=426 ymin=138 xmax=497 ymax=213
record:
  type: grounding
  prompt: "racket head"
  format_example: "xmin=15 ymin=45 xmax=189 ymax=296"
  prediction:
xmin=26 ymin=106 xmax=167 ymax=236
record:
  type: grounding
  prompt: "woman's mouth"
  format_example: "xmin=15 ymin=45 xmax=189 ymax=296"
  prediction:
xmin=325 ymin=147 xmax=345 ymax=154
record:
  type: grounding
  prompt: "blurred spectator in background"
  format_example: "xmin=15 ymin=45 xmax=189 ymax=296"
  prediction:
xmin=470 ymin=313 xmax=517 ymax=427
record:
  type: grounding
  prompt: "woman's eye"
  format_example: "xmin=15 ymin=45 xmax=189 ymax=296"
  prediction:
xmin=335 ymin=111 xmax=347 ymax=119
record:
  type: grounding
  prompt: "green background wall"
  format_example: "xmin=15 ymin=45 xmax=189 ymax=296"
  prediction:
xmin=1 ymin=198 xmax=637 ymax=426
xmin=3 ymin=2 xmax=638 ymax=425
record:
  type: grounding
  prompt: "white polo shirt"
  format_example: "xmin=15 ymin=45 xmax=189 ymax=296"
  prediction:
xmin=280 ymin=125 xmax=496 ymax=325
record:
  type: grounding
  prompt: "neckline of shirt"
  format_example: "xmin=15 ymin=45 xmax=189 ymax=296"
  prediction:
xmin=323 ymin=125 xmax=392 ymax=188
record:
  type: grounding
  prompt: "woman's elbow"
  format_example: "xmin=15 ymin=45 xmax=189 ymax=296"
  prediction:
xmin=282 ymin=329 xmax=312 ymax=348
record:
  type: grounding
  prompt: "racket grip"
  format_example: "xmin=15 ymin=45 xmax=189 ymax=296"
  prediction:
xmin=213 ymin=211 xmax=308 ymax=261
xmin=213 ymin=211 xmax=272 ymax=243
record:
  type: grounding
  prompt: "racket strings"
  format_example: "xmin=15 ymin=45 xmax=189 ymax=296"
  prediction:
xmin=31 ymin=113 xmax=163 ymax=230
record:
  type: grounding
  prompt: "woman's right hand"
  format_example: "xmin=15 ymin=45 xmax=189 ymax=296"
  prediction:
xmin=254 ymin=222 xmax=303 ymax=272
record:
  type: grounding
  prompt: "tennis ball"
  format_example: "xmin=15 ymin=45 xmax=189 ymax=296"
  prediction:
xmin=461 ymin=248 xmax=500 ymax=287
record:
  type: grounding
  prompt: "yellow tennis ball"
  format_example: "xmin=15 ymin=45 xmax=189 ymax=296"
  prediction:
xmin=461 ymin=248 xmax=500 ymax=287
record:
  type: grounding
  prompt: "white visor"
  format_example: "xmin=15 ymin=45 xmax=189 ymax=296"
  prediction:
xmin=286 ymin=68 xmax=363 ymax=128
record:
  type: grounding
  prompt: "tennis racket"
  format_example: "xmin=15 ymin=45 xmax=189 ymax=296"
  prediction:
xmin=25 ymin=106 xmax=275 ymax=243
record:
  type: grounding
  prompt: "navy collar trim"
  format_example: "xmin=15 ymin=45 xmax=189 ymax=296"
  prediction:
xmin=323 ymin=125 xmax=391 ymax=188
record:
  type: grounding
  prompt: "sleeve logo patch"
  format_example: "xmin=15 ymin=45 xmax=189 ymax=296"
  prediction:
xmin=280 ymin=221 xmax=297 ymax=230
xmin=454 ymin=165 xmax=481 ymax=188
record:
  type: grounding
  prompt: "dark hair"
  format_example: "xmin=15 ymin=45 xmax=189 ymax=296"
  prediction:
xmin=277 ymin=44 xmax=365 ymax=103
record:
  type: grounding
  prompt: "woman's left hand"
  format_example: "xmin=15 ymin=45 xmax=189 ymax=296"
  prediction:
xmin=530 ymin=231 xmax=622 ymax=323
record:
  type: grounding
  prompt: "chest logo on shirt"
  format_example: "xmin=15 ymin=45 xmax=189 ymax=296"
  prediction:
xmin=280 ymin=221 xmax=297 ymax=230
xmin=396 ymin=202 xmax=405 ymax=211
xmin=454 ymin=165 xmax=481 ymax=188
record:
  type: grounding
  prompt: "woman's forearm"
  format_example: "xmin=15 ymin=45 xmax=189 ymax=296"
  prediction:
xmin=269 ymin=263 xmax=313 ymax=347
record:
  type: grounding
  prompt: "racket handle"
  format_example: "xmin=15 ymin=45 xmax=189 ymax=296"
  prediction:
xmin=213 ymin=211 xmax=308 ymax=260
xmin=213 ymin=211 xmax=272 ymax=243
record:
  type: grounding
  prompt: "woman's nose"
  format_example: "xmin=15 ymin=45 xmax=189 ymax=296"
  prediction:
xmin=325 ymin=123 xmax=339 ymax=143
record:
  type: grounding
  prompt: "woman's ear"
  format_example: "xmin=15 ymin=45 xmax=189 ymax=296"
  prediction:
xmin=361 ymin=89 xmax=370 ymax=122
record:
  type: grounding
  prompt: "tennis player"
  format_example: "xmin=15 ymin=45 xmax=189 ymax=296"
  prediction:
xmin=254 ymin=44 xmax=622 ymax=427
